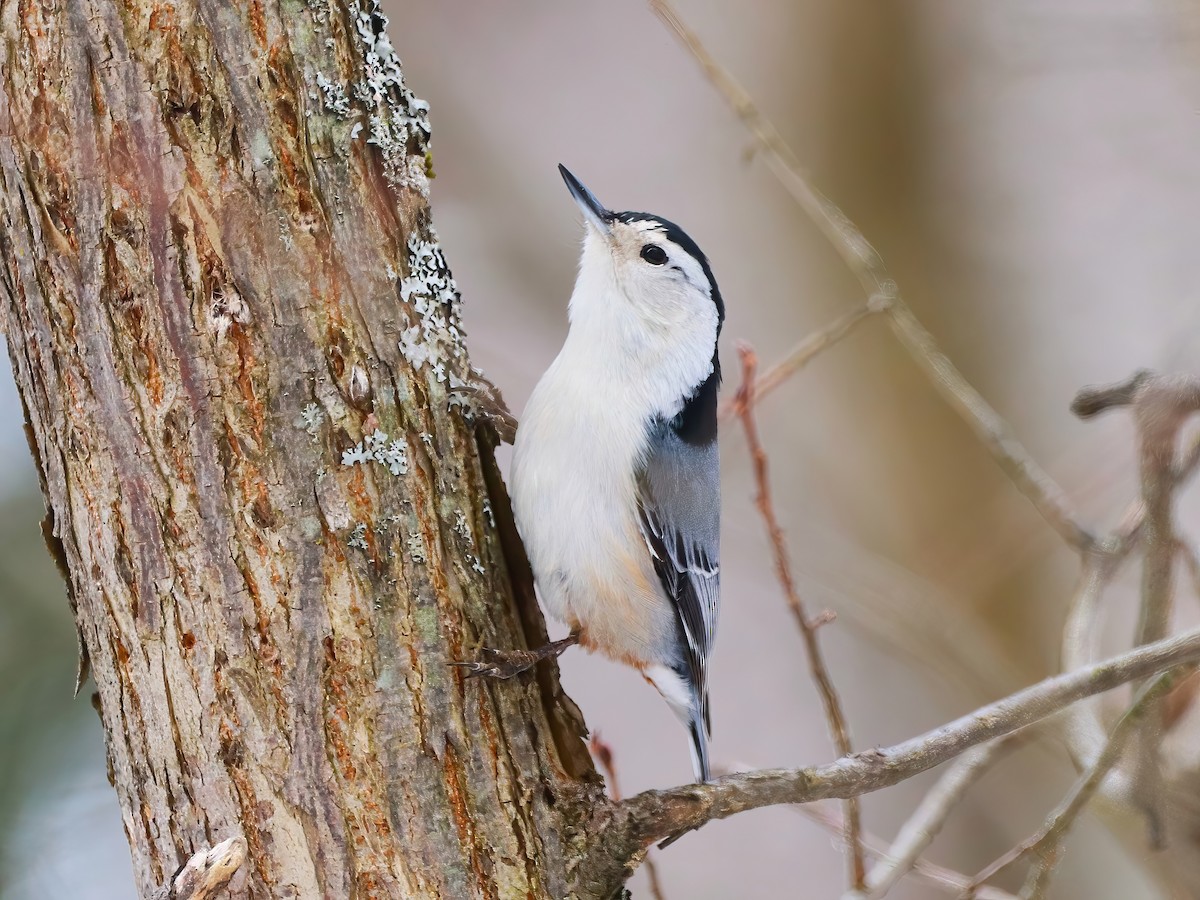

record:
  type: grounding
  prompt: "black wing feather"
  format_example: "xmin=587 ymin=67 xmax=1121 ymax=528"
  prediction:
xmin=637 ymin=375 xmax=721 ymax=735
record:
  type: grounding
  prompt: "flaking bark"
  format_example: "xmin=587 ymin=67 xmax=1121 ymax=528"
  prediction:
xmin=0 ymin=0 xmax=601 ymax=896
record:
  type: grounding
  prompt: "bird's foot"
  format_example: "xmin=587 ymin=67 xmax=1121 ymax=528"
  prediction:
xmin=450 ymin=370 xmax=518 ymax=444
xmin=450 ymin=633 xmax=579 ymax=679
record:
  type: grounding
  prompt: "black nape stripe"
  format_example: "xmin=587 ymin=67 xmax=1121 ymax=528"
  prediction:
xmin=671 ymin=358 xmax=721 ymax=447
xmin=615 ymin=211 xmax=725 ymax=324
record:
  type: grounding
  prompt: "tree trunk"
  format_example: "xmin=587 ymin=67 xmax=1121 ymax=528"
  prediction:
xmin=0 ymin=0 xmax=600 ymax=896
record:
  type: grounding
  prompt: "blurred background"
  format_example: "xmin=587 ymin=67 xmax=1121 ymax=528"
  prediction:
xmin=5 ymin=0 xmax=1200 ymax=896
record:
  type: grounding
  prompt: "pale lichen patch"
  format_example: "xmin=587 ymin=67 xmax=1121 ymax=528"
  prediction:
xmin=347 ymin=522 xmax=368 ymax=550
xmin=341 ymin=428 xmax=409 ymax=476
xmin=396 ymin=231 xmax=470 ymax=397
xmin=315 ymin=72 xmax=351 ymax=119
xmin=300 ymin=403 xmax=323 ymax=439
xmin=210 ymin=285 xmax=249 ymax=340
xmin=349 ymin=0 xmax=432 ymax=193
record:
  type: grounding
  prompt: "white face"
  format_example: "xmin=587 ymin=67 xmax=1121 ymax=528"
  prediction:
xmin=576 ymin=218 xmax=718 ymax=336
xmin=567 ymin=216 xmax=721 ymax=424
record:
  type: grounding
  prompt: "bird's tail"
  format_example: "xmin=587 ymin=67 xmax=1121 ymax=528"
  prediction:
xmin=645 ymin=664 xmax=712 ymax=784
xmin=686 ymin=711 xmax=711 ymax=783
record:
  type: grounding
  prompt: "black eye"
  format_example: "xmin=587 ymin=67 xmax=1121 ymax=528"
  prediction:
xmin=640 ymin=244 xmax=668 ymax=266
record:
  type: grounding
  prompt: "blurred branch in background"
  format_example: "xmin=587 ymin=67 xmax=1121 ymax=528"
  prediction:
xmin=613 ymin=2 xmax=1200 ymax=898
xmin=589 ymin=734 xmax=669 ymax=900
xmin=852 ymin=733 xmax=1023 ymax=900
xmin=649 ymin=0 xmax=1093 ymax=556
xmin=582 ymin=625 xmax=1200 ymax=892
xmin=718 ymin=301 xmax=876 ymax=422
xmin=791 ymin=797 xmax=1019 ymax=900
xmin=966 ymin=669 xmax=1187 ymax=898
xmin=720 ymin=757 xmax=1021 ymax=899
xmin=733 ymin=343 xmax=866 ymax=890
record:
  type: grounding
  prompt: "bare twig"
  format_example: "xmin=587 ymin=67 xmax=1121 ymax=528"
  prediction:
xmin=964 ymin=670 xmax=1184 ymax=898
xmin=734 ymin=342 xmax=866 ymax=889
xmin=1060 ymin=415 xmax=1200 ymax=786
xmin=149 ymin=837 xmax=246 ymax=900
xmin=590 ymin=734 xmax=669 ymax=900
xmin=719 ymin=302 xmax=877 ymax=421
xmin=851 ymin=734 xmax=1022 ymax=900
xmin=1097 ymin=430 xmax=1200 ymax=565
xmin=1069 ymin=370 xmax=1154 ymax=419
xmin=790 ymin=798 xmax=1017 ymax=900
xmin=883 ymin=305 xmax=1094 ymax=552
xmin=649 ymin=0 xmax=1093 ymax=553
xmin=1060 ymin=554 xmax=1123 ymax=773
xmin=577 ymin=626 xmax=1200 ymax=893
xmin=1071 ymin=372 xmax=1200 ymax=848
xmin=1132 ymin=385 xmax=1189 ymax=848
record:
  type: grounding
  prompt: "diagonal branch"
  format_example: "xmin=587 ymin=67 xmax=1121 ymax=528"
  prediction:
xmin=733 ymin=342 xmax=866 ymax=889
xmin=1071 ymin=372 xmax=1200 ymax=847
xmin=649 ymin=0 xmax=1093 ymax=553
xmin=787 ymin=798 xmax=1018 ymax=900
xmin=719 ymin=302 xmax=878 ymax=422
xmin=576 ymin=626 xmax=1200 ymax=895
xmin=965 ymin=669 xmax=1185 ymax=898
xmin=850 ymin=734 xmax=1022 ymax=900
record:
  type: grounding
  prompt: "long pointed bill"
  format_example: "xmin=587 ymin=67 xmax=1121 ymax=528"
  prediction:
xmin=558 ymin=164 xmax=612 ymax=237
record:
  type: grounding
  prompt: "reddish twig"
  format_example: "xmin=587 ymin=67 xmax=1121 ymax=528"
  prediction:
xmin=784 ymin=797 xmax=1018 ymax=900
xmin=719 ymin=302 xmax=877 ymax=422
xmin=650 ymin=0 xmax=1092 ymax=554
xmin=734 ymin=342 xmax=866 ymax=889
xmin=590 ymin=734 xmax=669 ymax=900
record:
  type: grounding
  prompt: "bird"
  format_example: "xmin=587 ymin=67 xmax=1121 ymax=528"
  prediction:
xmin=505 ymin=164 xmax=724 ymax=783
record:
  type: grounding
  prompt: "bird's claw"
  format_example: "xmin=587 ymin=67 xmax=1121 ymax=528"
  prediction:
xmin=449 ymin=634 xmax=580 ymax=680
xmin=448 ymin=647 xmax=539 ymax=680
xmin=450 ymin=372 xmax=518 ymax=444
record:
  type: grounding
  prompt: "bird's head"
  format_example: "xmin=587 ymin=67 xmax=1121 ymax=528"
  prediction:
xmin=558 ymin=165 xmax=724 ymax=336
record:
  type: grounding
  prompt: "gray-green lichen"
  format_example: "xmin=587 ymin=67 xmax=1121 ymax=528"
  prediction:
xmin=351 ymin=0 xmax=432 ymax=194
xmin=342 ymin=428 xmax=409 ymax=476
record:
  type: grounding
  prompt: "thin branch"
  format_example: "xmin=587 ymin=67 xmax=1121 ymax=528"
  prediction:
xmin=649 ymin=0 xmax=1093 ymax=554
xmin=789 ymin=798 xmax=1018 ymax=900
xmin=1069 ymin=371 xmax=1154 ymax=419
xmin=590 ymin=734 xmax=669 ymax=900
xmin=1071 ymin=372 xmax=1200 ymax=848
xmin=1097 ymin=430 xmax=1200 ymax=565
xmin=149 ymin=837 xmax=246 ymax=900
xmin=852 ymin=734 xmax=1022 ymax=900
xmin=882 ymin=305 xmax=1094 ymax=552
xmin=1060 ymin=554 xmax=1123 ymax=773
xmin=1131 ymin=386 xmax=1187 ymax=849
xmin=719 ymin=302 xmax=877 ymax=422
xmin=576 ymin=626 xmax=1200 ymax=893
xmin=964 ymin=670 xmax=1184 ymax=898
xmin=734 ymin=342 xmax=866 ymax=889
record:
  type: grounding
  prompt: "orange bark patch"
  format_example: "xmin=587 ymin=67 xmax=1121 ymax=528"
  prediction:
xmin=247 ymin=0 xmax=267 ymax=50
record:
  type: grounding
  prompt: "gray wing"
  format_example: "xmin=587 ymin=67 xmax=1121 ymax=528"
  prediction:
xmin=637 ymin=425 xmax=720 ymax=731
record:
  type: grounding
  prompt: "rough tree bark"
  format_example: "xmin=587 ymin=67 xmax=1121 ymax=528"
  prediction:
xmin=0 ymin=0 xmax=601 ymax=896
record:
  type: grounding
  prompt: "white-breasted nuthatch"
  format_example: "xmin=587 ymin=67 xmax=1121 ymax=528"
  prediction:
xmin=509 ymin=165 xmax=724 ymax=783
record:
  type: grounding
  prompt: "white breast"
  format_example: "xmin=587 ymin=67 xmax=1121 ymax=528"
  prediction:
xmin=509 ymin=232 xmax=718 ymax=667
xmin=511 ymin=346 xmax=671 ymax=665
